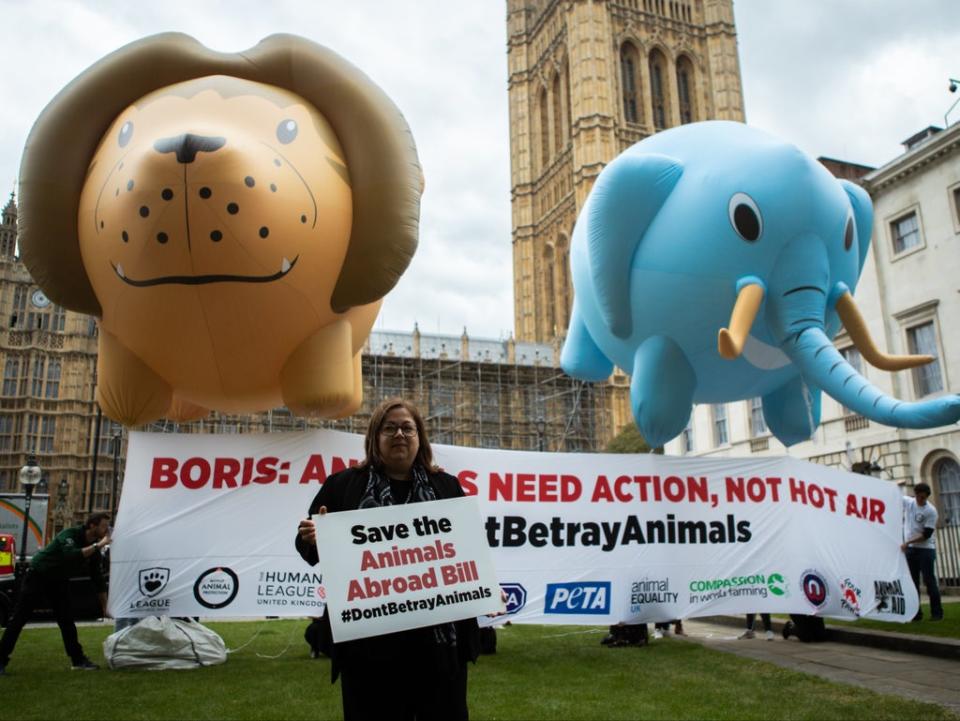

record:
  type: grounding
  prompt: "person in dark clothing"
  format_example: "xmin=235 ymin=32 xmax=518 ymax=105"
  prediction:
xmin=0 ymin=512 xmax=111 ymax=674
xmin=296 ymin=398 xmax=480 ymax=721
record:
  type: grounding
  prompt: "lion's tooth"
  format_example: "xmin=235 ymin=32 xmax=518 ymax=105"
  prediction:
xmin=281 ymin=257 xmax=291 ymax=273
xmin=116 ymin=264 xmax=125 ymax=279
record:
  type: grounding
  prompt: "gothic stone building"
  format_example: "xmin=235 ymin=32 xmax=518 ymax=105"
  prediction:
xmin=506 ymin=0 xmax=745 ymax=432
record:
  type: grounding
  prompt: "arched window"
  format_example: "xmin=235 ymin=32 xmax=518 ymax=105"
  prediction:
xmin=543 ymin=244 xmax=556 ymax=335
xmin=620 ymin=43 xmax=642 ymax=124
xmin=552 ymin=73 xmax=564 ymax=154
xmin=564 ymin=60 xmax=572 ymax=138
xmin=649 ymin=49 xmax=669 ymax=130
xmin=677 ymin=55 xmax=696 ymax=124
xmin=556 ymin=234 xmax=571 ymax=331
xmin=934 ymin=456 xmax=960 ymax=526
xmin=539 ymin=87 xmax=550 ymax=169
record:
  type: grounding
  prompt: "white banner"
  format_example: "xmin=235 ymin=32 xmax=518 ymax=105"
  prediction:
xmin=108 ymin=430 xmax=918 ymax=624
xmin=316 ymin=497 xmax=501 ymax=641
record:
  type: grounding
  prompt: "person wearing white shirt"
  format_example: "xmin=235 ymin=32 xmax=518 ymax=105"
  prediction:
xmin=901 ymin=483 xmax=943 ymax=621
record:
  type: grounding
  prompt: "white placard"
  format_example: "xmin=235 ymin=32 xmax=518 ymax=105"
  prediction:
xmin=315 ymin=496 xmax=502 ymax=642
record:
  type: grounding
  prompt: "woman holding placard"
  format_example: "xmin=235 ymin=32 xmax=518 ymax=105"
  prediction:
xmin=296 ymin=398 xmax=480 ymax=720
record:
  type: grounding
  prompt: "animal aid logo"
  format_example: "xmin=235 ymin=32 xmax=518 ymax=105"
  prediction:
xmin=873 ymin=579 xmax=906 ymax=616
xmin=193 ymin=567 xmax=240 ymax=609
xmin=839 ymin=578 xmax=862 ymax=615
xmin=800 ymin=570 xmax=829 ymax=609
xmin=500 ymin=583 xmax=527 ymax=614
xmin=544 ymin=582 xmax=611 ymax=615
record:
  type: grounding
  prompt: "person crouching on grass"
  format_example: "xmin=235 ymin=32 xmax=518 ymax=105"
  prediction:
xmin=0 ymin=512 xmax=111 ymax=675
xmin=295 ymin=398 xmax=480 ymax=721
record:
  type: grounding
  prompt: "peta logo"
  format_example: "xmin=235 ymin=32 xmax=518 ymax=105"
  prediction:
xmin=500 ymin=583 xmax=527 ymax=614
xmin=138 ymin=567 xmax=170 ymax=597
xmin=544 ymin=582 xmax=611 ymax=615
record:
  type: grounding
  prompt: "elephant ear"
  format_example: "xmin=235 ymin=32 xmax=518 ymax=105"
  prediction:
xmin=587 ymin=152 xmax=683 ymax=339
xmin=839 ymin=179 xmax=874 ymax=278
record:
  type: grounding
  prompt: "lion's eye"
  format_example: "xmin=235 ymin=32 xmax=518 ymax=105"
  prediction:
xmin=276 ymin=119 xmax=298 ymax=144
xmin=118 ymin=121 xmax=134 ymax=148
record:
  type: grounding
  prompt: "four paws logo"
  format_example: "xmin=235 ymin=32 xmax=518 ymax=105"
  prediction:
xmin=138 ymin=567 xmax=171 ymax=597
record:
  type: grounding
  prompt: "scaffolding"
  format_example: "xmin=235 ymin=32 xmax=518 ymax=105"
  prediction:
xmin=151 ymin=329 xmax=616 ymax=453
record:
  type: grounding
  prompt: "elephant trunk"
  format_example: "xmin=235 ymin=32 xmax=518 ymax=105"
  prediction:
xmin=783 ymin=326 xmax=960 ymax=428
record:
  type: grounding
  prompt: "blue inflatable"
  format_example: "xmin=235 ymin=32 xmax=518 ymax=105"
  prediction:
xmin=561 ymin=121 xmax=960 ymax=447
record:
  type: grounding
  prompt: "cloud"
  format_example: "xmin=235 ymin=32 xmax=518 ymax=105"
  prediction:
xmin=2 ymin=1 xmax=957 ymax=341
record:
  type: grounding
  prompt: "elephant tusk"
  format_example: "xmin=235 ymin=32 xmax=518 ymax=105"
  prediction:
xmin=836 ymin=292 xmax=933 ymax=371
xmin=718 ymin=283 xmax=764 ymax=360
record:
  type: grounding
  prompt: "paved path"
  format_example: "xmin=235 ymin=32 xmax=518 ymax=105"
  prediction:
xmin=679 ymin=619 xmax=960 ymax=714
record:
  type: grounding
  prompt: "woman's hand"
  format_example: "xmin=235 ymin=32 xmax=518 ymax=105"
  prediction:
xmin=298 ymin=506 xmax=327 ymax=545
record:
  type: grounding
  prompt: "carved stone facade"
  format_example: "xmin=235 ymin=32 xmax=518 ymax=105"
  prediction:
xmin=507 ymin=0 xmax=744 ymax=344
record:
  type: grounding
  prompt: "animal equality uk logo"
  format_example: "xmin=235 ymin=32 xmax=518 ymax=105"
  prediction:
xmin=138 ymin=567 xmax=170 ymax=597
xmin=544 ymin=581 xmax=611 ymax=615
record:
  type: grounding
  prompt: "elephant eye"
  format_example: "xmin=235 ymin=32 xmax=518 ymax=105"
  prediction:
xmin=276 ymin=119 xmax=298 ymax=144
xmin=728 ymin=192 xmax=762 ymax=242
xmin=844 ymin=214 xmax=855 ymax=251
xmin=118 ymin=121 xmax=134 ymax=148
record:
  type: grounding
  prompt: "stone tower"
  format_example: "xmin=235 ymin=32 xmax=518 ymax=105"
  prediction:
xmin=507 ymin=0 xmax=745 ymax=343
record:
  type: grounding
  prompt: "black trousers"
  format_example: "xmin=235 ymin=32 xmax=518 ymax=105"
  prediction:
xmin=339 ymin=661 xmax=469 ymax=721
xmin=0 ymin=571 xmax=86 ymax=667
xmin=905 ymin=547 xmax=943 ymax=618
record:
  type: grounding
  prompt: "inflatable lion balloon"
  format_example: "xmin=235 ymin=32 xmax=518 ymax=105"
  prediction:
xmin=18 ymin=34 xmax=422 ymax=426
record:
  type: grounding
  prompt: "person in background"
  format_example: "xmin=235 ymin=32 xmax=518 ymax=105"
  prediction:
xmin=739 ymin=613 xmax=774 ymax=640
xmin=652 ymin=619 xmax=685 ymax=639
xmin=902 ymin=482 xmax=943 ymax=622
xmin=0 ymin=512 xmax=111 ymax=675
xmin=295 ymin=398 xmax=480 ymax=721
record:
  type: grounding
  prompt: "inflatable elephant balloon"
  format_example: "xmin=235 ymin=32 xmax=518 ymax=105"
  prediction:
xmin=561 ymin=121 xmax=960 ymax=448
xmin=18 ymin=34 xmax=422 ymax=427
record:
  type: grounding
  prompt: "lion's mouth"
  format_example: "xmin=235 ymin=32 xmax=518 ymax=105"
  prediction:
xmin=110 ymin=255 xmax=299 ymax=286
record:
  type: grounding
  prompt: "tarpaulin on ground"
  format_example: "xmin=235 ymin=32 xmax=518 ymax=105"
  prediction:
xmin=108 ymin=430 xmax=917 ymax=624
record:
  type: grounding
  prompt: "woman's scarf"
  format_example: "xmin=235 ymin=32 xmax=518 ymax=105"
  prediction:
xmin=357 ymin=464 xmax=458 ymax=652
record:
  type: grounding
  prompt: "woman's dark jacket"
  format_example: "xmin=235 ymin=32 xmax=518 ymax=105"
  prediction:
xmin=294 ymin=465 xmax=481 ymax=681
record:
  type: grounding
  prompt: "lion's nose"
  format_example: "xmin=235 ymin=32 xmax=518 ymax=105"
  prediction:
xmin=153 ymin=133 xmax=226 ymax=164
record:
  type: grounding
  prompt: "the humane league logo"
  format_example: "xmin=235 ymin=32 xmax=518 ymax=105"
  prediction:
xmin=544 ymin=581 xmax=610 ymax=615
xmin=256 ymin=569 xmax=326 ymax=610
xmin=629 ymin=578 xmax=676 ymax=614
xmin=500 ymin=583 xmax=527 ymax=614
xmin=193 ymin=567 xmax=239 ymax=609
xmin=130 ymin=567 xmax=172 ymax=611
xmin=873 ymin=579 xmax=906 ymax=616
xmin=800 ymin=569 xmax=829 ymax=609
xmin=839 ymin=578 xmax=862 ymax=615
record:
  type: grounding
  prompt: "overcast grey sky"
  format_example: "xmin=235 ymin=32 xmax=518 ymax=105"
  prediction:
xmin=0 ymin=0 xmax=957 ymax=340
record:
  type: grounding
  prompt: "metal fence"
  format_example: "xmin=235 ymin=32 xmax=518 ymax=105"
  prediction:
xmin=935 ymin=524 xmax=960 ymax=587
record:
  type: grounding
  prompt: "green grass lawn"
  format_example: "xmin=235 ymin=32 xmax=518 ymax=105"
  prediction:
xmin=825 ymin=602 xmax=960 ymax=639
xmin=0 ymin=620 xmax=956 ymax=721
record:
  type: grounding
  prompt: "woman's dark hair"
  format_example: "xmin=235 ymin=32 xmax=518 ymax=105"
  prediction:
xmin=363 ymin=398 xmax=438 ymax=472
xmin=84 ymin=512 xmax=110 ymax=529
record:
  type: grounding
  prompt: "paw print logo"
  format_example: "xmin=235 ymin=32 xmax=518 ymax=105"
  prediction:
xmin=138 ymin=567 xmax=171 ymax=597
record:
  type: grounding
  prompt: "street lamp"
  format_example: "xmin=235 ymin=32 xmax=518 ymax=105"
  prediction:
xmin=111 ymin=433 xmax=122 ymax=518
xmin=535 ymin=417 xmax=546 ymax=452
xmin=945 ymin=78 xmax=960 ymax=127
xmin=16 ymin=455 xmax=41 ymax=582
